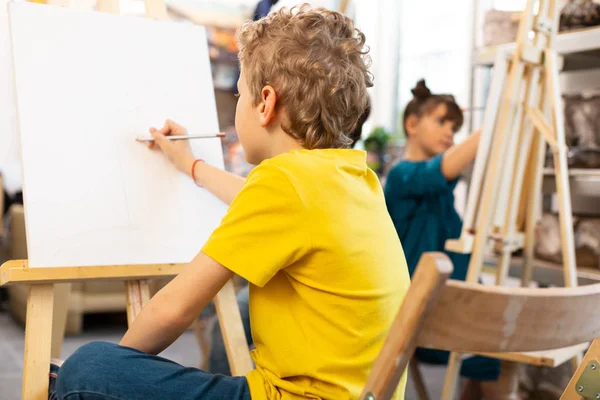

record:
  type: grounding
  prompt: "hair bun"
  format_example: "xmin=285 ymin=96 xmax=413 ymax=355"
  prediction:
xmin=411 ymin=79 xmax=431 ymax=99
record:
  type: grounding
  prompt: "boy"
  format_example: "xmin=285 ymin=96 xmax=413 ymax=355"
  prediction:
xmin=205 ymin=102 xmax=371 ymax=376
xmin=54 ymin=6 xmax=410 ymax=400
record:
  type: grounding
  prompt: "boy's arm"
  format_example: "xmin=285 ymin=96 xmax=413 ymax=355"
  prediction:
xmin=189 ymin=161 xmax=245 ymax=206
xmin=120 ymin=251 xmax=232 ymax=355
xmin=441 ymin=130 xmax=481 ymax=181
xmin=148 ymin=120 xmax=245 ymax=205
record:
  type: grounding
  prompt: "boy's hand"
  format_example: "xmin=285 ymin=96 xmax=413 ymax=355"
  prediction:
xmin=148 ymin=120 xmax=195 ymax=176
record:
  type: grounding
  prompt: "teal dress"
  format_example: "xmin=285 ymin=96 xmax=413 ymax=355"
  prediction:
xmin=384 ymin=154 xmax=500 ymax=381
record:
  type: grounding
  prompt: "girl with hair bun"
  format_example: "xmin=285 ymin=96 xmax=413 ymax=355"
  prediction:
xmin=385 ymin=80 xmax=520 ymax=399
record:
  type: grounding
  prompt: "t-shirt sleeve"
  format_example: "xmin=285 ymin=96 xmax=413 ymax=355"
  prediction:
xmin=385 ymin=154 xmax=457 ymax=199
xmin=202 ymin=164 xmax=311 ymax=287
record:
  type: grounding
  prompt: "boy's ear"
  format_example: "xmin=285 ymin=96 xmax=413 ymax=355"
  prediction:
xmin=258 ymin=85 xmax=278 ymax=128
xmin=405 ymin=115 xmax=419 ymax=137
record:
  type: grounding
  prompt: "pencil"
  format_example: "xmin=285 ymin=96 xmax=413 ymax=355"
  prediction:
xmin=135 ymin=133 xmax=226 ymax=143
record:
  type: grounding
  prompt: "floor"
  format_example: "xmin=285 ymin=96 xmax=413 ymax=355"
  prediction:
xmin=0 ymin=297 xmax=447 ymax=400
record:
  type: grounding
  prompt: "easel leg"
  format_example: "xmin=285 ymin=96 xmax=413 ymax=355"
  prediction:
xmin=50 ymin=283 xmax=71 ymax=359
xmin=193 ymin=318 xmax=213 ymax=370
xmin=546 ymin=51 xmax=577 ymax=289
xmin=522 ymin=132 xmax=545 ymax=287
xmin=522 ymin=203 xmax=539 ymax=288
xmin=442 ymin=352 xmax=463 ymax=400
xmin=495 ymin=251 xmax=513 ymax=286
xmin=409 ymin=357 xmax=431 ymax=400
xmin=125 ymin=280 xmax=150 ymax=325
xmin=213 ymin=280 xmax=253 ymax=377
xmin=560 ymin=339 xmax=600 ymax=400
xmin=545 ymin=49 xmax=582 ymax=369
xmin=22 ymin=284 xmax=54 ymax=400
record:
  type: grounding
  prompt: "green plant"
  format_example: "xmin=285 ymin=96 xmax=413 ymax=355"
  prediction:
xmin=363 ymin=126 xmax=395 ymax=175
xmin=364 ymin=126 xmax=391 ymax=153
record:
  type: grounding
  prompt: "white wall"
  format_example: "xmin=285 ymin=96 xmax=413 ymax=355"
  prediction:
xmin=354 ymin=0 xmax=401 ymax=134
xmin=395 ymin=0 xmax=474 ymax=139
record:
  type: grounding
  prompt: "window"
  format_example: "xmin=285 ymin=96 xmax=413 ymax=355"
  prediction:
xmin=396 ymin=0 xmax=474 ymax=141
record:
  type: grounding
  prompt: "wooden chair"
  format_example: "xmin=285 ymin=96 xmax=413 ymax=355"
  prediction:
xmin=361 ymin=252 xmax=600 ymax=400
xmin=408 ymin=356 xmax=431 ymax=400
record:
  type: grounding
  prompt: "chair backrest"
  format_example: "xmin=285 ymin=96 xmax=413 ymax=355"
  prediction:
xmin=361 ymin=252 xmax=600 ymax=400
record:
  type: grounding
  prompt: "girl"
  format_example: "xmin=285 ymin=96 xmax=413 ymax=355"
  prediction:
xmin=385 ymin=80 xmax=519 ymax=400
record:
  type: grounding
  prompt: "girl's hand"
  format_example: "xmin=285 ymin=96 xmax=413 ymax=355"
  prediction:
xmin=441 ymin=128 xmax=481 ymax=180
xmin=148 ymin=120 xmax=195 ymax=176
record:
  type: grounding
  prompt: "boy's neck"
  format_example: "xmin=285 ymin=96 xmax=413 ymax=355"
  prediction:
xmin=263 ymin=127 xmax=306 ymax=159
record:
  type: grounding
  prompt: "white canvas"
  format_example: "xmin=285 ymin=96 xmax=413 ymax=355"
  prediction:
xmin=0 ymin=0 xmax=21 ymax=195
xmin=10 ymin=2 xmax=228 ymax=267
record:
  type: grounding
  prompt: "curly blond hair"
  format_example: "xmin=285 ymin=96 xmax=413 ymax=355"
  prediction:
xmin=237 ymin=5 xmax=373 ymax=149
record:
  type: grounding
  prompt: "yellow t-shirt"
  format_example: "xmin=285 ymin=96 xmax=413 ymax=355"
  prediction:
xmin=202 ymin=149 xmax=410 ymax=400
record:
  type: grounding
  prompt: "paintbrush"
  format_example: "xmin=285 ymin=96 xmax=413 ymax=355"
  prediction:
xmin=135 ymin=133 xmax=225 ymax=143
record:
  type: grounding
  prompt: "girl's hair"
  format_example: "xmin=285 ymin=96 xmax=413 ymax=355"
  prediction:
xmin=402 ymin=79 xmax=464 ymax=135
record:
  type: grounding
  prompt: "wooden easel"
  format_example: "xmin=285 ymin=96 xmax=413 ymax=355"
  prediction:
xmin=1 ymin=1 xmax=252 ymax=399
xmin=339 ymin=0 xmax=349 ymax=14
xmin=441 ymin=0 xmax=591 ymax=397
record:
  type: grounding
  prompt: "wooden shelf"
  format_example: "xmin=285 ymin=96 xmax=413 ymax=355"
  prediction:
xmin=475 ymin=342 xmax=589 ymax=367
xmin=474 ymin=26 xmax=600 ymax=70
xmin=483 ymin=256 xmax=600 ymax=287
xmin=542 ymin=168 xmax=600 ymax=197
xmin=165 ymin=1 xmax=250 ymax=29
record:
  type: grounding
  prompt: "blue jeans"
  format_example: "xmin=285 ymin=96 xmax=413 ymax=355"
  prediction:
xmin=208 ymin=285 xmax=253 ymax=375
xmin=56 ymin=341 xmax=251 ymax=400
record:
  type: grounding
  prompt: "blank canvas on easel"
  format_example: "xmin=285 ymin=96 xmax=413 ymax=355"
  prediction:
xmin=9 ymin=2 xmax=228 ymax=267
xmin=0 ymin=0 xmax=21 ymax=195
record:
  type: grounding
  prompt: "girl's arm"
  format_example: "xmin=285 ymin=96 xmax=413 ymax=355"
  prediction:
xmin=441 ymin=130 xmax=481 ymax=181
xmin=386 ymin=130 xmax=481 ymax=199
xmin=148 ymin=120 xmax=245 ymax=205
